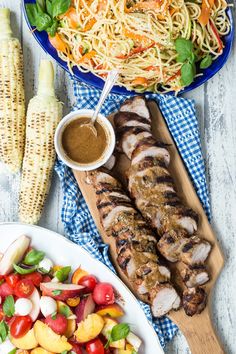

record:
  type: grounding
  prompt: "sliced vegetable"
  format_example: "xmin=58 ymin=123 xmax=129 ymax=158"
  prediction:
xmin=5 ymin=274 xmax=20 ymax=288
xmin=22 ymin=272 xmax=43 ymax=287
xmin=81 ymin=18 xmax=97 ymax=32
xmin=209 ymin=19 xmax=223 ymax=53
xmin=78 ymin=275 xmax=97 ymax=292
xmin=62 ymin=7 xmax=79 ymax=29
xmin=77 ymin=50 xmax=97 ymax=64
xmin=86 ymin=338 xmax=105 ymax=354
xmin=123 ymin=29 xmax=150 ymax=46
xmin=132 ymin=77 xmax=148 ymax=87
xmin=49 ymin=32 xmax=68 ymax=52
xmin=10 ymin=315 xmax=32 ymax=339
xmin=116 ymin=42 xmax=155 ymax=59
xmin=198 ymin=0 xmax=215 ymax=26
xmin=14 ymin=279 xmax=34 ymax=298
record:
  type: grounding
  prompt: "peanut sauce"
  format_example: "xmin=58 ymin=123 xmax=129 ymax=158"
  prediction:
xmin=62 ymin=117 xmax=108 ymax=164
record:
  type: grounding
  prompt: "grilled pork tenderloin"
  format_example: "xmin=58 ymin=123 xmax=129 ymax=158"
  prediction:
xmin=114 ymin=96 xmax=211 ymax=316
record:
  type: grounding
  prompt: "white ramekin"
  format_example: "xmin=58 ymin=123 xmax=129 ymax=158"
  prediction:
xmin=54 ymin=109 xmax=115 ymax=171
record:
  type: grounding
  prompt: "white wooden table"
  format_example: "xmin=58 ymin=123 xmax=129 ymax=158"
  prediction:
xmin=0 ymin=1 xmax=235 ymax=353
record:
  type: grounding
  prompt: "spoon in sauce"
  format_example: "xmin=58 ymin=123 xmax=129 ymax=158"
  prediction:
xmin=81 ymin=69 xmax=119 ymax=136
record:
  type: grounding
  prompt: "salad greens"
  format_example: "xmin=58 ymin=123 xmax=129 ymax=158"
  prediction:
xmin=13 ymin=263 xmax=37 ymax=275
xmin=105 ymin=323 xmax=130 ymax=348
xmin=55 ymin=266 xmax=71 ymax=282
xmin=26 ymin=0 xmax=71 ymax=37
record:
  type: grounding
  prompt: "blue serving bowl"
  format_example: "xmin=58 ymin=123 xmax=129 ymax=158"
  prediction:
xmin=22 ymin=0 xmax=234 ymax=95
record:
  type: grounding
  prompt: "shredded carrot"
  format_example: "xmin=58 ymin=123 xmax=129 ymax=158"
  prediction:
xmin=81 ymin=18 xmax=97 ymax=32
xmin=165 ymin=69 xmax=181 ymax=83
xmin=49 ymin=33 xmax=69 ymax=53
xmin=97 ymin=0 xmax=107 ymax=12
xmin=209 ymin=19 xmax=223 ymax=53
xmin=145 ymin=65 xmax=160 ymax=72
xmin=116 ymin=42 xmax=155 ymax=59
xmin=77 ymin=50 xmax=97 ymax=64
xmin=132 ymin=77 xmax=149 ymax=86
xmin=198 ymin=0 xmax=215 ymax=26
xmin=169 ymin=7 xmax=179 ymax=16
xmin=62 ymin=7 xmax=79 ymax=29
xmin=123 ymin=28 xmax=151 ymax=46
xmin=126 ymin=0 xmax=163 ymax=13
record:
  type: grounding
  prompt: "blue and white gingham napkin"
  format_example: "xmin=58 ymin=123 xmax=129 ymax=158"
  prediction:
xmin=55 ymin=81 xmax=211 ymax=348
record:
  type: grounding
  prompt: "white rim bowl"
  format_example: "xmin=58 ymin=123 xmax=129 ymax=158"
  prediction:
xmin=54 ymin=109 xmax=116 ymax=171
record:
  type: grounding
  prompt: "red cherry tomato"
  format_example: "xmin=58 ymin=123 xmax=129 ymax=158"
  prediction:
xmin=45 ymin=314 xmax=68 ymax=335
xmin=22 ymin=272 xmax=43 ymax=287
xmin=10 ymin=315 xmax=32 ymax=338
xmin=78 ymin=275 xmax=98 ymax=292
xmin=92 ymin=283 xmax=115 ymax=305
xmin=5 ymin=274 xmax=20 ymax=288
xmin=68 ymin=340 xmax=83 ymax=354
xmin=86 ymin=338 xmax=105 ymax=354
xmin=0 ymin=282 xmax=14 ymax=298
xmin=14 ymin=279 xmax=34 ymax=298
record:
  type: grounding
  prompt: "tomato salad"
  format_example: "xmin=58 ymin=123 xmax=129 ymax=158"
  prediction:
xmin=0 ymin=235 xmax=142 ymax=354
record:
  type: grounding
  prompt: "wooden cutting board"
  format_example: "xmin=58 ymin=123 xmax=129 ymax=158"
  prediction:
xmin=73 ymin=101 xmax=225 ymax=354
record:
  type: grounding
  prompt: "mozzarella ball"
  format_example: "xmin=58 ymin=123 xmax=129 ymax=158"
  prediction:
xmin=0 ymin=339 xmax=15 ymax=352
xmin=15 ymin=298 xmax=33 ymax=316
xmin=40 ymin=296 xmax=57 ymax=317
xmin=39 ymin=257 xmax=53 ymax=273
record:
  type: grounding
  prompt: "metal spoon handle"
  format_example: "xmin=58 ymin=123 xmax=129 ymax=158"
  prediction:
xmin=91 ymin=70 xmax=119 ymax=124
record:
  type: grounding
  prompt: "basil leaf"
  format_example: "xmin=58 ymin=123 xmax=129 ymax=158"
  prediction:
xmin=181 ymin=62 xmax=195 ymax=86
xmin=24 ymin=249 xmax=45 ymax=265
xmin=52 ymin=289 xmax=62 ymax=295
xmin=47 ymin=19 xmax=58 ymax=37
xmin=35 ymin=12 xmax=52 ymax=31
xmin=36 ymin=0 xmax=46 ymax=12
xmin=8 ymin=349 xmax=17 ymax=354
xmin=52 ymin=0 xmax=71 ymax=18
xmin=200 ymin=54 xmax=213 ymax=69
xmin=175 ymin=38 xmax=193 ymax=63
xmin=13 ymin=263 xmax=37 ymax=275
xmin=3 ymin=295 xmax=15 ymax=317
xmin=110 ymin=323 xmax=130 ymax=342
xmin=55 ymin=266 xmax=71 ymax=282
xmin=46 ymin=0 xmax=53 ymax=16
xmin=59 ymin=304 xmax=71 ymax=318
xmin=25 ymin=4 xmax=39 ymax=26
xmin=61 ymin=351 xmax=68 ymax=354
xmin=0 ymin=320 xmax=9 ymax=344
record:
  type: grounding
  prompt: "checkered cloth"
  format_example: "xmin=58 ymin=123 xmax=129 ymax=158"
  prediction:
xmin=55 ymin=81 xmax=211 ymax=348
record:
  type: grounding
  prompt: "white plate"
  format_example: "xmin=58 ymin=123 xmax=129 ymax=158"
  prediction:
xmin=0 ymin=222 xmax=164 ymax=354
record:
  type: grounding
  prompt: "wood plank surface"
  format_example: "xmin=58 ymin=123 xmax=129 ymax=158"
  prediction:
xmin=0 ymin=1 xmax=235 ymax=353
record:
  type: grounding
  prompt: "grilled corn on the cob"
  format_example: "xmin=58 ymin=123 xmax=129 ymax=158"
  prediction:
xmin=19 ymin=60 xmax=62 ymax=224
xmin=0 ymin=8 xmax=25 ymax=173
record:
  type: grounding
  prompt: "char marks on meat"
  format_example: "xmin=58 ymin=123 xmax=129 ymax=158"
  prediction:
xmin=88 ymin=170 xmax=180 ymax=317
xmin=182 ymin=287 xmax=207 ymax=316
xmin=114 ymin=96 xmax=212 ymax=316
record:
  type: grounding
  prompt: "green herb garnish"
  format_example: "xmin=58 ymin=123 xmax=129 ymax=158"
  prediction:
xmin=55 ymin=266 xmax=71 ymax=282
xmin=26 ymin=0 xmax=71 ymax=37
xmin=200 ymin=54 xmax=213 ymax=69
xmin=8 ymin=349 xmax=17 ymax=354
xmin=13 ymin=263 xmax=37 ymax=275
xmin=105 ymin=323 xmax=130 ymax=348
xmin=175 ymin=38 xmax=196 ymax=86
xmin=0 ymin=320 xmax=9 ymax=344
xmin=24 ymin=249 xmax=45 ymax=265
xmin=51 ymin=311 xmax=57 ymax=320
xmin=3 ymin=295 xmax=15 ymax=317
xmin=52 ymin=289 xmax=62 ymax=296
xmin=59 ymin=304 xmax=71 ymax=318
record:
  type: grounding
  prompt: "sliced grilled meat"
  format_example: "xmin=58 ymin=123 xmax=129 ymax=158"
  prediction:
xmin=114 ymin=112 xmax=151 ymax=131
xmin=116 ymin=126 xmax=152 ymax=158
xmin=157 ymin=230 xmax=211 ymax=265
xmin=88 ymin=170 xmax=180 ymax=317
xmin=120 ymin=96 xmax=151 ymax=120
xmin=179 ymin=263 xmax=209 ymax=288
xmin=182 ymin=287 xmax=207 ymax=316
